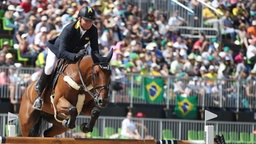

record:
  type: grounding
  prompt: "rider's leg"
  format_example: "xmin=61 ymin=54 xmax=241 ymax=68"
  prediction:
xmin=33 ymin=71 xmax=51 ymax=110
xmin=33 ymin=48 xmax=57 ymax=110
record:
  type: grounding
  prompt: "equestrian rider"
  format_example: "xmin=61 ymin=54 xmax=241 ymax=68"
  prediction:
xmin=33 ymin=6 xmax=100 ymax=110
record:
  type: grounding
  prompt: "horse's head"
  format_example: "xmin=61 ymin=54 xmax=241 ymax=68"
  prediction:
xmin=90 ymin=49 xmax=113 ymax=108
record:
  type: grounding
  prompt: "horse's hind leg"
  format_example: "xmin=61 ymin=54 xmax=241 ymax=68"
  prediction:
xmin=19 ymin=92 xmax=41 ymax=136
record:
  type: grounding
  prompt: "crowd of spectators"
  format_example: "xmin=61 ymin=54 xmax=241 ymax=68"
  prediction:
xmin=0 ymin=0 xmax=255 ymax=76
xmin=0 ymin=0 xmax=256 ymax=109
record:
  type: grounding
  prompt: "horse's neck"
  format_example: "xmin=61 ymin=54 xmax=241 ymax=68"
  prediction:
xmin=76 ymin=56 xmax=93 ymax=84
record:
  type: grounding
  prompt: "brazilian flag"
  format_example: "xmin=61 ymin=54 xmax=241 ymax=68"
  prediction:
xmin=143 ymin=77 xmax=164 ymax=103
xmin=174 ymin=95 xmax=198 ymax=119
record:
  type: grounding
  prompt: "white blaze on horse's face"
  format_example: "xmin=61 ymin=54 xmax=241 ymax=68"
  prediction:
xmin=92 ymin=64 xmax=111 ymax=108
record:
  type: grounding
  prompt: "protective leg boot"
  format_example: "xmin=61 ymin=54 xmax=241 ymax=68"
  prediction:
xmin=32 ymin=72 xmax=50 ymax=110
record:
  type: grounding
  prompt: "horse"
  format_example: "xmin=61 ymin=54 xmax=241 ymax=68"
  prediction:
xmin=19 ymin=49 xmax=113 ymax=137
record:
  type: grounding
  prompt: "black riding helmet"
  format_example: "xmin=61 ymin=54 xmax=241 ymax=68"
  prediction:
xmin=78 ymin=6 xmax=95 ymax=21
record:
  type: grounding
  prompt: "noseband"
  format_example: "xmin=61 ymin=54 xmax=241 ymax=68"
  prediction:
xmin=77 ymin=59 xmax=110 ymax=103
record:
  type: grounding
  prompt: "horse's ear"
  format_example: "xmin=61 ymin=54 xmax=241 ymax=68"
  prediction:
xmin=91 ymin=51 xmax=100 ymax=63
xmin=106 ymin=48 xmax=113 ymax=62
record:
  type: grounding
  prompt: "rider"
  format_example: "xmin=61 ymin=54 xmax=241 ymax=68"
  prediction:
xmin=33 ymin=6 xmax=100 ymax=110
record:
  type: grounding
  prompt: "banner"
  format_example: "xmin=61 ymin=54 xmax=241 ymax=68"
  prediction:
xmin=174 ymin=95 xmax=198 ymax=119
xmin=143 ymin=77 xmax=164 ymax=103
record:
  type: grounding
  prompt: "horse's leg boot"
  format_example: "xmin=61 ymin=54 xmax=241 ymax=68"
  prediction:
xmin=33 ymin=71 xmax=51 ymax=110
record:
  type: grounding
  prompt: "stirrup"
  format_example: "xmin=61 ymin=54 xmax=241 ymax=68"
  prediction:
xmin=32 ymin=97 xmax=43 ymax=110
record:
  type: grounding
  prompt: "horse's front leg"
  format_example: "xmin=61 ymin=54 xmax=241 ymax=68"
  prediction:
xmin=56 ymin=97 xmax=78 ymax=129
xmin=80 ymin=106 xmax=101 ymax=133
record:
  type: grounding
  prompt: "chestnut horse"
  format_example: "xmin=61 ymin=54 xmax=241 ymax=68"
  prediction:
xmin=19 ymin=49 xmax=113 ymax=137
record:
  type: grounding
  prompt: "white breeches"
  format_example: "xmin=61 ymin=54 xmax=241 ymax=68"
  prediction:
xmin=44 ymin=48 xmax=57 ymax=75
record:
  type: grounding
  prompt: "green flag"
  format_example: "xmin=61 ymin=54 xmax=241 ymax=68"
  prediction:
xmin=143 ymin=77 xmax=164 ymax=103
xmin=174 ymin=95 xmax=198 ymax=119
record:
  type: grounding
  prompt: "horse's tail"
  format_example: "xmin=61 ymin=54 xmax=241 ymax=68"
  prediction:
xmin=28 ymin=115 xmax=47 ymax=137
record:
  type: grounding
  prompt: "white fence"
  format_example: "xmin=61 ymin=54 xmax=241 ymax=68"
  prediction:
xmin=0 ymin=114 xmax=255 ymax=143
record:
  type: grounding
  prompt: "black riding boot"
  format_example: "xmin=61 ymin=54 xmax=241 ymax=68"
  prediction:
xmin=32 ymin=72 xmax=50 ymax=110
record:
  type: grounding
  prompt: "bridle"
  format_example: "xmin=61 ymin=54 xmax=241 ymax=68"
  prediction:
xmin=77 ymin=59 xmax=110 ymax=103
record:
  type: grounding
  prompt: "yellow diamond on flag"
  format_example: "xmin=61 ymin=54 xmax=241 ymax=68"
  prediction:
xmin=146 ymin=81 xmax=163 ymax=101
xmin=178 ymin=98 xmax=194 ymax=116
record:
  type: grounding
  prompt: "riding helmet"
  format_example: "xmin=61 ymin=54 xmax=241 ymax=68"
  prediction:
xmin=78 ymin=6 xmax=95 ymax=21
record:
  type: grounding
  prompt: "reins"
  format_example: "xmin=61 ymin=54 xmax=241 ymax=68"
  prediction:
xmin=77 ymin=58 xmax=95 ymax=99
xmin=77 ymin=58 xmax=110 ymax=102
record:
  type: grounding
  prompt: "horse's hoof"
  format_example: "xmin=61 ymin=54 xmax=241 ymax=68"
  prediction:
xmin=62 ymin=119 xmax=75 ymax=129
xmin=80 ymin=123 xmax=92 ymax=133
xmin=62 ymin=119 xmax=68 ymax=128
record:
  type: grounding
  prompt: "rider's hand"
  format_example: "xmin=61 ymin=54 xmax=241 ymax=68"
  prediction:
xmin=75 ymin=49 xmax=86 ymax=60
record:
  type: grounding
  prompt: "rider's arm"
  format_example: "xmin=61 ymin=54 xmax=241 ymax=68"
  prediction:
xmin=89 ymin=25 xmax=100 ymax=54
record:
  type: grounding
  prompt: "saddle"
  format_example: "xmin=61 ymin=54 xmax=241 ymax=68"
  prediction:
xmin=42 ymin=59 xmax=69 ymax=98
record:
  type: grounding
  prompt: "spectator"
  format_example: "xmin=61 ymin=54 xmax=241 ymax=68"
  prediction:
xmin=247 ymin=20 xmax=256 ymax=39
xmin=199 ymin=66 xmax=208 ymax=78
xmin=7 ymin=66 xmax=19 ymax=104
xmin=232 ymin=2 xmax=248 ymax=18
xmin=193 ymin=33 xmax=206 ymax=51
xmin=121 ymin=111 xmax=141 ymax=139
xmin=26 ymin=15 xmax=38 ymax=30
xmin=3 ymin=5 xmax=17 ymax=30
xmin=5 ymin=53 xmax=14 ymax=66
xmin=61 ymin=8 xmax=75 ymax=27
xmin=160 ymin=63 xmax=170 ymax=77
xmin=202 ymin=3 xmax=221 ymax=28
xmin=0 ymin=70 xmax=9 ymax=96
xmin=0 ymin=52 xmax=7 ymax=66
xmin=34 ymin=26 xmax=48 ymax=52
xmin=168 ymin=11 xmax=186 ymax=26
xmin=173 ymin=37 xmax=188 ymax=59
xmin=173 ymin=73 xmax=191 ymax=97
xmin=13 ymin=5 xmax=25 ymax=25
xmin=162 ymin=41 xmax=174 ymax=62
xmin=184 ymin=54 xmax=196 ymax=76
xmin=35 ymin=48 xmax=47 ymax=68
xmin=135 ymin=112 xmax=154 ymax=140
xmin=170 ymin=54 xmax=184 ymax=75
xmin=54 ymin=16 xmax=63 ymax=33
xmin=222 ymin=56 xmax=236 ymax=78
xmin=236 ymin=23 xmax=249 ymax=48
xmin=14 ymin=23 xmax=26 ymax=45
xmin=234 ymin=51 xmax=247 ymax=79
xmin=246 ymin=69 xmax=256 ymax=81
xmin=244 ymin=79 xmax=256 ymax=112
xmin=156 ymin=14 xmax=168 ymax=36
xmin=143 ymin=8 xmax=155 ymax=23
xmin=151 ymin=63 xmax=161 ymax=76
xmin=246 ymin=38 xmax=256 ymax=70
xmin=204 ymin=65 xmax=218 ymax=89
xmin=20 ymin=0 xmax=32 ymax=13
xmin=34 ymin=15 xmax=51 ymax=33
xmin=123 ymin=3 xmax=133 ymax=20
xmin=26 ymin=27 xmax=36 ymax=48
xmin=222 ymin=11 xmax=240 ymax=40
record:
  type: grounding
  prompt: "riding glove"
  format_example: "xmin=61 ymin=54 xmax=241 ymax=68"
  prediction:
xmin=75 ymin=49 xmax=86 ymax=60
